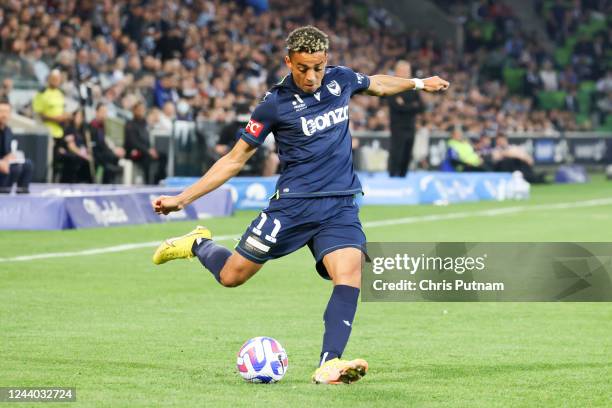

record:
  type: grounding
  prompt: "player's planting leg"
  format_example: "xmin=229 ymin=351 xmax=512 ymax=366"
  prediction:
xmin=320 ymin=284 xmax=359 ymax=364
xmin=313 ymin=247 xmax=368 ymax=384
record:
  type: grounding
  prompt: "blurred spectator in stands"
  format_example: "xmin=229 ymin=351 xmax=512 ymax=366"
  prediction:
xmin=155 ymin=25 xmax=184 ymax=62
xmin=492 ymin=134 xmax=546 ymax=183
xmin=158 ymin=101 xmax=176 ymax=131
xmin=596 ymin=70 xmax=612 ymax=94
xmin=539 ymin=60 xmax=559 ymax=91
xmin=124 ymin=101 xmax=166 ymax=184
xmin=246 ymin=0 xmax=271 ymax=14
xmin=564 ymin=88 xmax=580 ymax=113
xmin=475 ymin=134 xmax=494 ymax=169
xmin=559 ymin=66 xmax=578 ymax=90
xmin=90 ymin=103 xmax=124 ymax=184
xmin=387 ymin=60 xmax=424 ymax=177
xmin=32 ymin=69 xmax=70 ymax=140
xmin=0 ymin=99 xmax=32 ymax=193
xmin=595 ymin=69 xmax=612 ymax=123
xmin=595 ymin=91 xmax=612 ymax=125
xmin=76 ymin=48 xmax=96 ymax=81
xmin=0 ymin=78 xmax=13 ymax=100
xmin=524 ymin=62 xmax=542 ymax=100
xmin=591 ymin=34 xmax=606 ymax=78
xmin=175 ymin=99 xmax=194 ymax=121
xmin=573 ymin=34 xmax=595 ymax=62
xmin=154 ymin=72 xmax=179 ymax=108
xmin=58 ymin=110 xmax=93 ymax=183
xmin=446 ymin=126 xmax=487 ymax=172
xmin=216 ymin=103 xmax=279 ymax=176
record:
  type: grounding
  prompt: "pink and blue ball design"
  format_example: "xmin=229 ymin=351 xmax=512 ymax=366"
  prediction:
xmin=236 ymin=337 xmax=288 ymax=383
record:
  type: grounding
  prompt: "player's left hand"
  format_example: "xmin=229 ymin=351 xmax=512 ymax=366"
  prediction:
xmin=422 ymin=76 xmax=450 ymax=92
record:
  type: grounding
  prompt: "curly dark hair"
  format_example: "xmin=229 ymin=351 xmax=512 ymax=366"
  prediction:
xmin=286 ymin=25 xmax=329 ymax=54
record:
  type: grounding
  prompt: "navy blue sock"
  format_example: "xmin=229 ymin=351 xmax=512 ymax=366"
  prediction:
xmin=191 ymin=238 xmax=231 ymax=283
xmin=320 ymin=284 xmax=360 ymax=366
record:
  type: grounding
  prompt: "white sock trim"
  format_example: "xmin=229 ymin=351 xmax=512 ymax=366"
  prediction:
xmin=320 ymin=352 xmax=329 ymax=367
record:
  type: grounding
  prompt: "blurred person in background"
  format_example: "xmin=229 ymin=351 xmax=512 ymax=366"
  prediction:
xmin=33 ymin=69 xmax=70 ymax=144
xmin=58 ymin=110 xmax=93 ymax=183
xmin=124 ymin=101 xmax=166 ymax=184
xmin=0 ymin=78 xmax=13 ymax=100
xmin=154 ymin=72 xmax=179 ymax=108
xmin=32 ymin=69 xmax=71 ymax=180
xmin=447 ymin=126 xmax=487 ymax=172
xmin=492 ymin=134 xmax=546 ymax=183
xmin=0 ymin=99 xmax=32 ymax=193
xmin=387 ymin=60 xmax=424 ymax=177
xmin=90 ymin=103 xmax=124 ymax=184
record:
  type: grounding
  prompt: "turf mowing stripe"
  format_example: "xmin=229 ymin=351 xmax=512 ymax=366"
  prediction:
xmin=1 ymin=197 xmax=611 ymax=263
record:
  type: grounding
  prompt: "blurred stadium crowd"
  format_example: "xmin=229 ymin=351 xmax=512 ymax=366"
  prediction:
xmin=0 ymin=0 xmax=609 ymax=133
xmin=0 ymin=0 xmax=610 ymax=186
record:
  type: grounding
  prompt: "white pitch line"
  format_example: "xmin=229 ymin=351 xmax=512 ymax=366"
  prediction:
xmin=0 ymin=234 xmax=237 ymax=263
xmin=1 ymin=197 xmax=611 ymax=263
xmin=361 ymin=197 xmax=612 ymax=228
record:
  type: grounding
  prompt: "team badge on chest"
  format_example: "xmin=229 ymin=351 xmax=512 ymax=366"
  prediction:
xmin=326 ymin=80 xmax=341 ymax=96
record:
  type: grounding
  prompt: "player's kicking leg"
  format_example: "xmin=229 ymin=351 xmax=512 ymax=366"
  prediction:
xmin=152 ymin=226 xmax=262 ymax=287
xmin=312 ymin=247 xmax=368 ymax=384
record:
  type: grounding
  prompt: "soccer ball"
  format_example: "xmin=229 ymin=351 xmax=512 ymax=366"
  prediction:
xmin=236 ymin=337 xmax=288 ymax=383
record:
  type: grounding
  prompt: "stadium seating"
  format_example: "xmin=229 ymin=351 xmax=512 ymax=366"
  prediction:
xmin=503 ymin=67 xmax=525 ymax=95
xmin=537 ymin=91 xmax=567 ymax=110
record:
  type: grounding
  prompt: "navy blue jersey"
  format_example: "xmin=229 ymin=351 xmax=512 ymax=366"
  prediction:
xmin=240 ymin=65 xmax=370 ymax=198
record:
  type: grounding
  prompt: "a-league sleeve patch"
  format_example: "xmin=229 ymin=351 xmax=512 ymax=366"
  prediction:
xmin=245 ymin=119 xmax=264 ymax=138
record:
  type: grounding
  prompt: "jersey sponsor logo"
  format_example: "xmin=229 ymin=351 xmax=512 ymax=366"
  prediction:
xmin=326 ymin=80 xmax=341 ymax=96
xmin=292 ymin=94 xmax=307 ymax=111
xmin=245 ymin=119 xmax=264 ymax=138
xmin=300 ymin=105 xmax=349 ymax=136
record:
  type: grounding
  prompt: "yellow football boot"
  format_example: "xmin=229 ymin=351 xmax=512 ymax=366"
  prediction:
xmin=152 ymin=226 xmax=212 ymax=265
xmin=312 ymin=358 xmax=368 ymax=384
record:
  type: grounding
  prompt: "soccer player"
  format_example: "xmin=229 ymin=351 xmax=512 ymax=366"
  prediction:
xmin=151 ymin=26 xmax=449 ymax=384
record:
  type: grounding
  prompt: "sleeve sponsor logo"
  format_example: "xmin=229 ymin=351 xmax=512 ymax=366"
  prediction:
xmin=245 ymin=119 xmax=264 ymax=138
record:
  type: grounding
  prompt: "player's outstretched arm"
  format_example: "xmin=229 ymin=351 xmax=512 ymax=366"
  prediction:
xmin=365 ymin=75 xmax=450 ymax=96
xmin=152 ymin=139 xmax=257 ymax=215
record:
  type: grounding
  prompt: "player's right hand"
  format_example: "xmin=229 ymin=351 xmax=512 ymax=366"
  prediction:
xmin=152 ymin=195 xmax=184 ymax=215
xmin=422 ymin=76 xmax=450 ymax=92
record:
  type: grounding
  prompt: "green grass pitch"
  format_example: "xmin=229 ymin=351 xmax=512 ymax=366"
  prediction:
xmin=1 ymin=177 xmax=611 ymax=407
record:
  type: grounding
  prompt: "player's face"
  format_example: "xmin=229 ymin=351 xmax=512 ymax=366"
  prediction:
xmin=285 ymin=51 xmax=327 ymax=94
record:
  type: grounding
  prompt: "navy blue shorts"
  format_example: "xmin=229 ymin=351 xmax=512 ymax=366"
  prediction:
xmin=236 ymin=195 xmax=366 ymax=279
